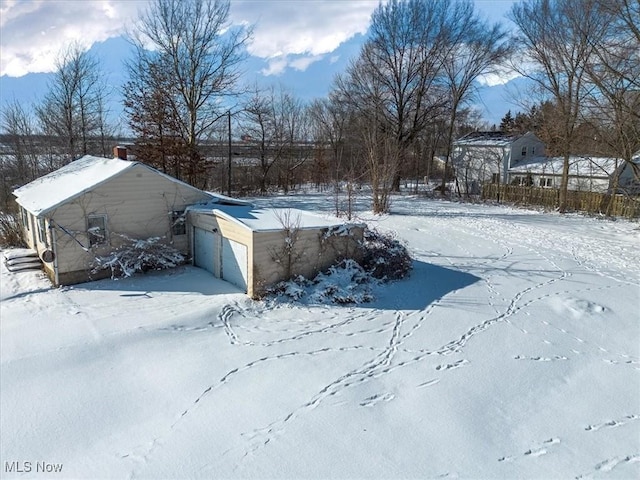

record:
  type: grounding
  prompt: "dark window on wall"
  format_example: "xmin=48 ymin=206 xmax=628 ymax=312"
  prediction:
xmin=21 ymin=207 xmax=30 ymax=230
xmin=87 ymin=215 xmax=107 ymax=246
xmin=531 ymin=146 xmax=536 ymax=156
xmin=491 ymin=173 xmax=500 ymax=184
xmin=539 ymin=178 xmax=552 ymax=187
xmin=37 ymin=218 xmax=47 ymax=245
xmin=521 ymin=146 xmax=527 ymax=157
xmin=171 ymin=210 xmax=186 ymax=235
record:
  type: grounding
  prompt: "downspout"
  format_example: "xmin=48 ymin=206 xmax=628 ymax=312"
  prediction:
xmin=50 ymin=224 xmax=60 ymax=286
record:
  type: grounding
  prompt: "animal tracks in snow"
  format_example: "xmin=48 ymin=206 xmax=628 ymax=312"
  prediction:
xmin=594 ymin=454 xmax=640 ymax=472
xmin=575 ymin=454 xmax=640 ymax=478
xmin=435 ymin=359 xmax=469 ymax=371
xmin=514 ymin=354 xmax=568 ymax=362
xmin=498 ymin=438 xmax=560 ymax=463
xmin=584 ymin=414 xmax=640 ymax=432
xmin=359 ymin=392 xmax=395 ymax=407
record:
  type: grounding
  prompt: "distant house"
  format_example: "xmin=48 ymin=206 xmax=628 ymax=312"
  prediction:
xmin=13 ymin=148 xmax=363 ymax=297
xmin=508 ymin=155 xmax=620 ymax=193
xmin=611 ymin=152 xmax=640 ymax=195
xmin=13 ymin=149 xmax=215 ymax=285
xmin=452 ymin=131 xmax=545 ymax=193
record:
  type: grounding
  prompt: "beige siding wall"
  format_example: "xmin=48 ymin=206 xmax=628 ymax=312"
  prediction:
xmin=252 ymin=225 xmax=363 ymax=297
xmin=189 ymin=211 xmax=363 ymax=298
xmin=45 ymin=165 xmax=211 ymax=283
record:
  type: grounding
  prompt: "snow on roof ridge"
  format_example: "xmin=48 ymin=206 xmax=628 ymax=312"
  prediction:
xmin=192 ymin=204 xmax=361 ymax=232
xmin=509 ymin=155 xmax=620 ymax=175
xmin=14 ymin=155 xmax=137 ymax=216
xmin=14 ymin=155 xmax=222 ymax=216
xmin=454 ymin=131 xmax=531 ymax=146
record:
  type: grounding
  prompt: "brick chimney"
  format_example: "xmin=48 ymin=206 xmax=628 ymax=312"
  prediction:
xmin=113 ymin=145 xmax=127 ymax=160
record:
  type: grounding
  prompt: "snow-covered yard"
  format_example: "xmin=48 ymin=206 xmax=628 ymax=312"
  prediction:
xmin=1 ymin=194 xmax=639 ymax=479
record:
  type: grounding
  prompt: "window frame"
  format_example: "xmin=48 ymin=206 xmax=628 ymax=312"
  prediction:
xmin=21 ymin=207 xmax=30 ymax=231
xmin=521 ymin=145 xmax=527 ymax=157
xmin=539 ymin=177 xmax=552 ymax=188
xmin=87 ymin=214 xmax=108 ymax=247
xmin=37 ymin=217 xmax=48 ymax=245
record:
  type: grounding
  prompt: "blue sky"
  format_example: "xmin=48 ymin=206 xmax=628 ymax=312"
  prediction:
xmin=0 ymin=0 xmax=521 ymax=132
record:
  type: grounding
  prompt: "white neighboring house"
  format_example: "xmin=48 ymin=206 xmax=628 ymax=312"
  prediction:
xmin=507 ymin=155 xmax=622 ymax=193
xmin=452 ymin=131 xmax=546 ymax=193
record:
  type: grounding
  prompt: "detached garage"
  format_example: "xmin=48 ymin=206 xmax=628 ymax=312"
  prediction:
xmin=188 ymin=205 xmax=364 ymax=298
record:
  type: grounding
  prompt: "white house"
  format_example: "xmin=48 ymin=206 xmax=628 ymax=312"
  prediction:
xmin=13 ymin=151 xmax=217 ymax=285
xmin=508 ymin=155 xmax=621 ymax=193
xmin=452 ymin=131 xmax=546 ymax=193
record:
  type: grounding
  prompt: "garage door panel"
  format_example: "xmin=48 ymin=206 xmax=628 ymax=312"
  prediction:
xmin=194 ymin=228 xmax=216 ymax=275
xmin=222 ymin=238 xmax=248 ymax=292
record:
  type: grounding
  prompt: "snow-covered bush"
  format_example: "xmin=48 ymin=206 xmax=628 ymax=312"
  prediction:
xmin=358 ymin=228 xmax=412 ymax=280
xmin=91 ymin=235 xmax=184 ymax=279
xmin=264 ymin=227 xmax=412 ymax=305
xmin=265 ymin=259 xmax=374 ymax=305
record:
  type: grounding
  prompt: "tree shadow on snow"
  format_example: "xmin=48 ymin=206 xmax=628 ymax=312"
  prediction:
xmin=369 ymin=259 xmax=481 ymax=311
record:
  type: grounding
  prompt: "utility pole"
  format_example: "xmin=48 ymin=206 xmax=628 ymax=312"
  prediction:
xmin=227 ymin=109 xmax=232 ymax=196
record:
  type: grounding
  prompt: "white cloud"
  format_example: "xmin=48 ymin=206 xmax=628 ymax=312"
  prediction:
xmin=290 ymin=54 xmax=325 ymax=72
xmin=1 ymin=0 xmax=379 ymax=78
xmin=260 ymin=56 xmax=289 ymax=77
xmin=0 ymin=0 xmax=147 ymax=77
xmin=476 ymin=66 xmax=522 ymax=87
xmin=230 ymin=0 xmax=379 ymax=75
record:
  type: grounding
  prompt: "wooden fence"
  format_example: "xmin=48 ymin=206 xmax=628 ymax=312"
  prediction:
xmin=481 ymin=184 xmax=640 ymax=219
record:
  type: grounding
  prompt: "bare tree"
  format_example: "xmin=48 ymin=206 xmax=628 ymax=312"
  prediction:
xmin=276 ymin=91 xmax=311 ymax=194
xmin=1 ymin=101 xmax=39 ymax=181
xmin=334 ymin=0 xmax=457 ymax=213
xmin=239 ymin=85 xmax=309 ymax=194
xmin=36 ymin=43 xmax=109 ymax=163
xmin=134 ymin=0 xmax=251 ymax=186
xmin=334 ymin=51 xmax=399 ymax=214
xmin=584 ymin=0 xmax=640 ymax=196
xmin=439 ymin=0 xmax=511 ymax=195
xmin=239 ymin=85 xmax=283 ymax=194
xmin=308 ymin=95 xmax=362 ymax=218
xmin=509 ymin=0 xmax=609 ymax=212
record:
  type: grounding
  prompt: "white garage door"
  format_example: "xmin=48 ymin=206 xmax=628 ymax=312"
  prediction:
xmin=222 ymin=238 xmax=248 ymax=292
xmin=193 ymin=227 xmax=216 ymax=275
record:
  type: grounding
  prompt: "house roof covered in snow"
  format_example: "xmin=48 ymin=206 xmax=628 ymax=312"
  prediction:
xmin=190 ymin=204 xmax=358 ymax=232
xmin=454 ymin=131 xmax=528 ymax=147
xmin=509 ymin=155 xmax=621 ymax=177
xmin=13 ymin=155 xmax=215 ymax=217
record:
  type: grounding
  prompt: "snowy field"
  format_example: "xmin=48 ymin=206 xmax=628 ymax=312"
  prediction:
xmin=1 ymin=194 xmax=639 ymax=479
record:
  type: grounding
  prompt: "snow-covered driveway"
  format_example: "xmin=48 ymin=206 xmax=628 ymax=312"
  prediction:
xmin=1 ymin=195 xmax=638 ymax=479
